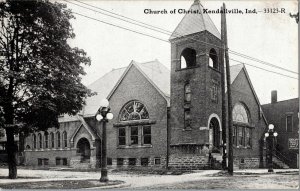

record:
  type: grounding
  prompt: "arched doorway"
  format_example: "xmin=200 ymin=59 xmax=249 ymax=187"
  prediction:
xmin=209 ymin=117 xmax=221 ymax=150
xmin=76 ymin=138 xmax=91 ymax=163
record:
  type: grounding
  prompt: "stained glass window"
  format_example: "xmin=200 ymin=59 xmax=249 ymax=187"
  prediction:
xmin=232 ymin=103 xmax=249 ymax=123
xmin=120 ymin=101 xmax=149 ymax=121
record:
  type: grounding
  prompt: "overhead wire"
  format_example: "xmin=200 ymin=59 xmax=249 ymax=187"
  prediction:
xmin=65 ymin=2 xmax=298 ymax=80
xmin=68 ymin=0 xmax=298 ymax=76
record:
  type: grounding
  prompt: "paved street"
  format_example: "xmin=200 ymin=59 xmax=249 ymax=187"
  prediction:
xmin=0 ymin=168 xmax=298 ymax=189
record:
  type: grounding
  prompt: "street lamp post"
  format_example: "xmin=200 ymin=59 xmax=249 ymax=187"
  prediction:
xmin=264 ymin=124 xmax=278 ymax=173
xmin=96 ymin=99 xmax=113 ymax=182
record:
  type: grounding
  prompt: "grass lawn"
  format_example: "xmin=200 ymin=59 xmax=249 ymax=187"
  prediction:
xmin=0 ymin=179 xmax=124 ymax=189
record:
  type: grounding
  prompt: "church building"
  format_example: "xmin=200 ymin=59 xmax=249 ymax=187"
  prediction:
xmin=24 ymin=0 xmax=286 ymax=170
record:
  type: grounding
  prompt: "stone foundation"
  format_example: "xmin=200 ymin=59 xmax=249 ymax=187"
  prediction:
xmin=168 ymin=154 xmax=209 ymax=170
xmin=234 ymin=157 xmax=260 ymax=169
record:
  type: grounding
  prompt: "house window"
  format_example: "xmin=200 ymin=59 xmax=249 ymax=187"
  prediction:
xmin=117 ymin=158 xmax=124 ymax=166
xmin=118 ymin=127 xmax=126 ymax=146
xmin=184 ymin=83 xmax=191 ymax=102
xmin=63 ymin=131 xmax=67 ymax=148
xmin=56 ymin=132 xmax=60 ymax=148
xmin=44 ymin=132 xmax=48 ymax=149
xmin=50 ymin=132 xmax=55 ymax=148
xmin=130 ymin=126 xmax=138 ymax=145
xmin=211 ymin=83 xmax=218 ymax=102
xmin=286 ymin=115 xmax=293 ymax=132
xmin=33 ymin=134 xmax=37 ymax=149
xmin=142 ymin=126 xmax=151 ymax=145
xmin=141 ymin=158 xmax=149 ymax=166
xmin=128 ymin=158 xmax=136 ymax=166
xmin=154 ymin=158 xmax=161 ymax=165
xmin=180 ymin=48 xmax=196 ymax=69
xmin=38 ymin=133 xmax=42 ymax=149
xmin=184 ymin=109 xmax=191 ymax=129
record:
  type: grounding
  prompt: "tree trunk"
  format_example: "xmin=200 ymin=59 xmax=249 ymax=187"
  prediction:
xmin=6 ymin=128 xmax=17 ymax=179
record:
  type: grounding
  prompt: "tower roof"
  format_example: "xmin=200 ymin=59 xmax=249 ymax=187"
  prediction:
xmin=170 ymin=0 xmax=221 ymax=40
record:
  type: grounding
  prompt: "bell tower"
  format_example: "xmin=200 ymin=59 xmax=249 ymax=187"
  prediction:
xmin=169 ymin=0 xmax=223 ymax=169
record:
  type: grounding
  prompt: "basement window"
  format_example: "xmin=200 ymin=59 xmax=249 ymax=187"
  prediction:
xmin=141 ymin=158 xmax=149 ymax=166
xmin=128 ymin=158 xmax=136 ymax=166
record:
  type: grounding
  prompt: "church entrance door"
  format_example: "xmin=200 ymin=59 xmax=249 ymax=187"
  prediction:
xmin=76 ymin=138 xmax=91 ymax=163
xmin=209 ymin=117 xmax=221 ymax=151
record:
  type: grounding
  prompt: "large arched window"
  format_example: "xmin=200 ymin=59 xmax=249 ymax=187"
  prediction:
xmin=232 ymin=103 xmax=249 ymax=123
xmin=56 ymin=131 xmax=61 ymax=148
xmin=209 ymin=48 xmax=218 ymax=70
xmin=180 ymin=48 xmax=196 ymax=69
xmin=63 ymin=131 xmax=67 ymax=148
xmin=38 ymin=133 xmax=42 ymax=149
xmin=232 ymin=103 xmax=251 ymax=148
xmin=119 ymin=100 xmax=149 ymax=121
xmin=118 ymin=101 xmax=151 ymax=147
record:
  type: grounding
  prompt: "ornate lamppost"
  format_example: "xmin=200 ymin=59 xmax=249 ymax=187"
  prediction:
xmin=264 ymin=124 xmax=278 ymax=173
xmin=96 ymin=99 xmax=113 ymax=182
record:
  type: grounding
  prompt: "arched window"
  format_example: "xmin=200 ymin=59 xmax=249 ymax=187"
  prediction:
xmin=57 ymin=131 xmax=61 ymax=148
xmin=180 ymin=48 xmax=196 ymax=69
xmin=63 ymin=131 xmax=67 ymax=148
xmin=209 ymin=48 xmax=218 ymax=70
xmin=44 ymin=132 xmax=49 ymax=149
xmin=119 ymin=100 xmax=149 ymax=121
xmin=232 ymin=103 xmax=249 ymax=123
xmin=119 ymin=101 xmax=151 ymax=147
xmin=232 ymin=103 xmax=251 ymax=147
xmin=184 ymin=83 xmax=191 ymax=102
xmin=33 ymin=134 xmax=37 ymax=149
xmin=38 ymin=133 xmax=42 ymax=149
xmin=50 ymin=132 xmax=55 ymax=148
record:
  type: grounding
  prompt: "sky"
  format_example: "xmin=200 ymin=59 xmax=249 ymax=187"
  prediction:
xmin=60 ymin=0 xmax=298 ymax=105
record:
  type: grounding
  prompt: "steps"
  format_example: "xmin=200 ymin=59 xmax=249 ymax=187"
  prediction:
xmin=210 ymin=153 xmax=222 ymax=169
xmin=273 ymin=157 xmax=289 ymax=169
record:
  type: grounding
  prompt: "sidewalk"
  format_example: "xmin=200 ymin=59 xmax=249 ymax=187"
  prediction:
xmin=0 ymin=168 xmax=298 ymax=189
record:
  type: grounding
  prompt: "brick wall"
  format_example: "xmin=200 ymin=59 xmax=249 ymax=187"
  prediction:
xmin=107 ymin=64 xmax=168 ymax=163
xmin=170 ymin=31 xmax=222 ymax=150
xmin=229 ymin=68 xmax=267 ymax=162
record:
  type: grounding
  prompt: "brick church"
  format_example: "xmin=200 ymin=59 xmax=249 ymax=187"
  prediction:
xmin=24 ymin=0 xmax=275 ymax=169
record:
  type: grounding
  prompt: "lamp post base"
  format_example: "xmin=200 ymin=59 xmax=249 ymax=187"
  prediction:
xmin=100 ymin=169 xmax=109 ymax=182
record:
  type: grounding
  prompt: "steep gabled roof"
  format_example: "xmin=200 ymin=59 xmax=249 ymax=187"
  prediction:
xmin=69 ymin=115 xmax=99 ymax=143
xmin=170 ymin=0 xmax=220 ymax=40
xmin=82 ymin=67 xmax=126 ymax=116
xmin=83 ymin=60 xmax=170 ymax=117
xmin=229 ymin=64 xmax=268 ymax=125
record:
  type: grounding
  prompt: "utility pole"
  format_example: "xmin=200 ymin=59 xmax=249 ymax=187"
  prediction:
xmin=222 ymin=3 xmax=234 ymax=175
xmin=220 ymin=5 xmax=227 ymax=170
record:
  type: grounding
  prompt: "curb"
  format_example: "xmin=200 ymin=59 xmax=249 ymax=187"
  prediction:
xmin=85 ymin=182 xmax=131 ymax=189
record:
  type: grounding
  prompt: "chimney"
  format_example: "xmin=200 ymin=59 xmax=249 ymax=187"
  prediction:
xmin=271 ymin=90 xmax=277 ymax=104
